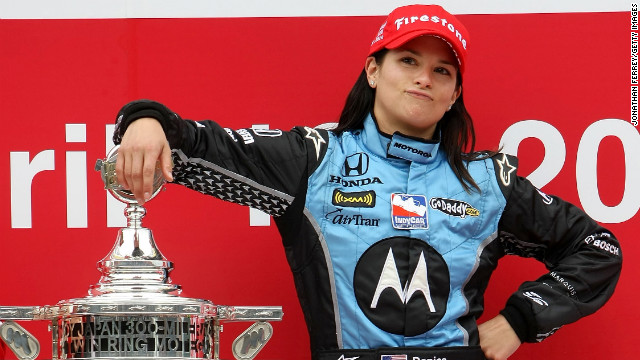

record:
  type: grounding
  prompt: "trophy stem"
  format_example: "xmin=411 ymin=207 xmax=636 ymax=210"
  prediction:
xmin=126 ymin=204 xmax=146 ymax=229
xmin=89 ymin=202 xmax=180 ymax=296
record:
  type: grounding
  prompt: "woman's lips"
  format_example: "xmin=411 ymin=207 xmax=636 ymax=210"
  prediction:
xmin=405 ymin=90 xmax=433 ymax=101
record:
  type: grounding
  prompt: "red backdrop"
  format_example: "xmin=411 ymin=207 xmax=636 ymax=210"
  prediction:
xmin=0 ymin=8 xmax=636 ymax=359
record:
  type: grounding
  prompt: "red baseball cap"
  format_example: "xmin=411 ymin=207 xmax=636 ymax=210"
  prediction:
xmin=369 ymin=4 xmax=470 ymax=75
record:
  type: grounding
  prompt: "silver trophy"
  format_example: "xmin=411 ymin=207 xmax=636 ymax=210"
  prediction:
xmin=0 ymin=145 xmax=282 ymax=360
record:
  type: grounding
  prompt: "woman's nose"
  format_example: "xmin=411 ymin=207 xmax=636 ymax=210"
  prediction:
xmin=415 ymin=69 xmax=432 ymax=88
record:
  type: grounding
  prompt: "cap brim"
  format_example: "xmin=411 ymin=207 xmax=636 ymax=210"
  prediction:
xmin=384 ymin=30 xmax=464 ymax=71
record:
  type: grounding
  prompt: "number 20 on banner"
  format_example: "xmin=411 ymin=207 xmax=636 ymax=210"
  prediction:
xmin=500 ymin=119 xmax=639 ymax=223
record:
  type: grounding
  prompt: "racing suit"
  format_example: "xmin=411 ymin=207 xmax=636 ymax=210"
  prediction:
xmin=114 ymin=100 xmax=622 ymax=359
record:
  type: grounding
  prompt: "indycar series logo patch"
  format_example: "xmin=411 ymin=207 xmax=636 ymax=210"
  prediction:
xmin=391 ymin=194 xmax=428 ymax=229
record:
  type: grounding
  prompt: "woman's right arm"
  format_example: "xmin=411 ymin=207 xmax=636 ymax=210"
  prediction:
xmin=113 ymin=99 xmax=330 ymax=209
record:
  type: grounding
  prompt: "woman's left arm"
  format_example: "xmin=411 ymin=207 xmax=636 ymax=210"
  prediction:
xmin=491 ymin=154 xmax=622 ymax=344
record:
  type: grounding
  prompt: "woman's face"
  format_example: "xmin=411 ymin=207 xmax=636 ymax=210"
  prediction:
xmin=366 ymin=36 xmax=461 ymax=139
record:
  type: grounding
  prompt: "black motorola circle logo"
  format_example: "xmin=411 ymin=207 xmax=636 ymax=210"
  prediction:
xmin=353 ymin=237 xmax=450 ymax=336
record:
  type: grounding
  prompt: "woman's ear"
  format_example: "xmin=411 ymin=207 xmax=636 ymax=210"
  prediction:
xmin=451 ymin=84 xmax=462 ymax=105
xmin=365 ymin=56 xmax=379 ymax=87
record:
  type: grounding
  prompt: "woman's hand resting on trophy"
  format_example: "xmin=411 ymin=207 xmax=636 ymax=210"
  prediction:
xmin=115 ymin=118 xmax=174 ymax=205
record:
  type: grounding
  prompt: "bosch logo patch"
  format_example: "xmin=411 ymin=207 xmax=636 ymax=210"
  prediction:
xmin=588 ymin=239 xmax=620 ymax=256
xmin=584 ymin=233 xmax=620 ymax=256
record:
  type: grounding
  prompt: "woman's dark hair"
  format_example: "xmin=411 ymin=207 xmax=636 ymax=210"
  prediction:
xmin=333 ymin=50 xmax=492 ymax=193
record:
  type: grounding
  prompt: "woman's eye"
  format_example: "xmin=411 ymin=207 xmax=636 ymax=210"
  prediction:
xmin=434 ymin=67 xmax=451 ymax=75
xmin=401 ymin=57 xmax=416 ymax=65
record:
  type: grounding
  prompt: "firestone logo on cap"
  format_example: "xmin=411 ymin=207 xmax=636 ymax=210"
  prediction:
xmin=369 ymin=5 xmax=470 ymax=74
xmin=393 ymin=14 xmax=467 ymax=50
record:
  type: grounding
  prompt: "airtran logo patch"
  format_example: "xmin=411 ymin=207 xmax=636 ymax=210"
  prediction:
xmin=332 ymin=189 xmax=376 ymax=208
xmin=429 ymin=197 xmax=479 ymax=218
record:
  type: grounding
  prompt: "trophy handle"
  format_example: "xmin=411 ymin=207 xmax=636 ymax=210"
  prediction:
xmin=0 ymin=320 xmax=40 ymax=360
xmin=231 ymin=321 xmax=274 ymax=360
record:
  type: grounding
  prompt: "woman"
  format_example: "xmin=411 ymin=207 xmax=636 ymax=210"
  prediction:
xmin=113 ymin=5 xmax=621 ymax=360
